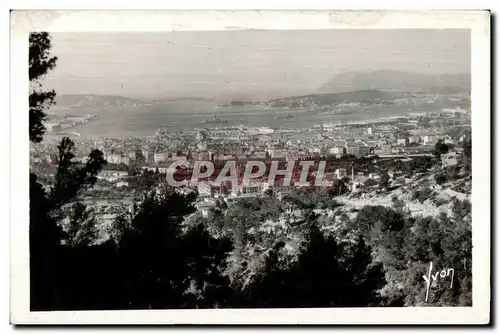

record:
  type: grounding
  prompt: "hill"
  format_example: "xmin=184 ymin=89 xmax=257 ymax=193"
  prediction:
xmin=319 ymin=70 xmax=470 ymax=94
xmin=53 ymin=94 xmax=152 ymax=109
xmin=268 ymin=89 xmax=394 ymax=106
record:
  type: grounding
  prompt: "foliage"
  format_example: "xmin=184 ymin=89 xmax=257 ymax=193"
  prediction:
xmin=61 ymin=202 xmax=100 ymax=247
xmin=244 ymin=221 xmax=386 ymax=307
xmin=379 ymin=172 xmax=390 ymax=188
xmin=29 ymin=32 xmax=108 ymax=310
xmin=411 ymin=188 xmax=434 ymax=204
xmin=112 ymin=188 xmax=234 ymax=309
xmin=349 ymin=204 xmax=472 ymax=306
xmin=402 ymin=211 xmax=472 ymax=306
xmin=434 ymin=173 xmax=447 ymax=185
xmin=434 ymin=139 xmax=450 ymax=157
xmin=462 ymin=135 xmax=472 ymax=174
xmin=29 ymin=32 xmax=58 ymax=143
xmin=49 ymin=137 xmax=107 ymax=209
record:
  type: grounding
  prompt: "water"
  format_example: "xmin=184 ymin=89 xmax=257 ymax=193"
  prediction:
xmin=65 ymin=101 xmax=453 ymax=138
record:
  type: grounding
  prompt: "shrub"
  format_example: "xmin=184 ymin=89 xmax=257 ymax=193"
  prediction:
xmin=434 ymin=173 xmax=447 ymax=185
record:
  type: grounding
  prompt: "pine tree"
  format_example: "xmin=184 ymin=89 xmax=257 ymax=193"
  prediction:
xmin=29 ymin=32 xmax=107 ymax=310
xmin=29 ymin=32 xmax=57 ymax=143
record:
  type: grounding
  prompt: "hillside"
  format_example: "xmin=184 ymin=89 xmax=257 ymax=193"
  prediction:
xmin=53 ymin=94 xmax=152 ymax=109
xmin=319 ymin=70 xmax=470 ymax=94
xmin=268 ymin=89 xmax=394 ymax=106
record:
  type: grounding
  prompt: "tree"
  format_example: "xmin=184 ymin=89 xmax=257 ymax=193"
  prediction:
xmin=434 ymin=139 xmax=450 ymax=157
xmin=403 ymin=210 xmax=471 ymax=306
xmin=462 ymin=135 xmax=472 ymax=174
xmin=29 ymin=32 xmax=58 ymax=143
xmin=264 ymin=188 xmax=273 ymax=197
xmin=61 ymin=202 xmax=100 ymax=248
xmin=49 ymin=137 xmax=107 ymax=210
xmin=434 ymin=173 xmax=447 ymax=185
xmin=112 ymin=188 xmax=234 ymax=309
xmin=379 ymin=172 xmax=390 ymax=189
xmin=29 ymin=32 xmax=108 ymax=310
xmin=246 ymin=221 xmax=386 ymax=307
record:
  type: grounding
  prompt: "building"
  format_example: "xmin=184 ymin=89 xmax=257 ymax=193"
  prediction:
xmin=154 ymin=152 xmax=168 ymax=164
xmin=73 ymin=156 xmax=90 ymax=164
xmin=196 ymin=131 xmax=207 ymax=141
xmin=197 ymin=141 xmax=208 ymax=151
xmin=215 ymin=154 xmax=234 ymax=160
xmin=335 ymin=168 xmax=348 ymax=179
xmin=444 ymin=138 xmax=455 ymax=145
xmin=409 ymin=136 xmax=420 ymax=144
xmin=128 ymin=151 xmax=137 ymax=161
xmin=359 ymin=145 xmax=371 ymax=157
xmin=142 ymin=149 xmax=150 ymax=162
xmin=380 ymin=143 xmax=392 ymax=154
xmin=269 ymin=149 xmax=286 ymax=159
xmin=262 ymin=180 xmax=292 ymax=196
xmin=329 ymin=146 xmax=344 ymax=155
xmin=116 ymin=181 xmax=129 ymax=188
xmin=197 ymin=182 xmax=212 ymax=197
xmin=396 ymin=138 xmax=408 ymax=146
xmin=172 ymin=154 xmax=187 ymax=161
xmin=258 ymin=127 xmax=274 ymax=134
xmin=345 ymin=141 xmax=361 ymax=156
xmin=196 ymin=199 xmax=216 ymax=218
xmin=196 ymin=151 xmax=211 ymax=161
xmin=105 ymin=154 xmax=130 ymax=165
xmin=441 ymin=152 xmax=458 ymax=168
xmin=286 ymin=150 xmax=300 ymax=161
xmin=311 ymin=147 xmax=322 ymax=155
xmin=98 ymin=170 xmax=128 ymax=182
xmin=240 ymin=183 xmax=263 ymax=196
xmin=258 ymin=135 xmax=273 ymax=144
xmin=252 ymin=151 xmax=267 ymax=159
xmin=45 ymin=122 xmax=62 ymax=133
xmin=423 ymin=135 xmax=439 ymax=145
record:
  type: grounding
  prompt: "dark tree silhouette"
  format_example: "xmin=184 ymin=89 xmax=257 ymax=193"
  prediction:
xmin=29 ymin=32 xmax=108 ymax=310
xmin=434 ymin=139 xmax=450 ymax=157
xmin=434 ymin=173 xmax=447 ymax=185
xmin=245 ymin=221 xmax=385 ymax=308
xmin=62 ymin=202 xmax=100 ymax=248
xmin=462 ymin=135 xmax=472 ymax=174
xmin=49 ymin=138 xmax=107 ymax=209
xmin=109 ymin=188 xmax=234 ymax=309
xmin=379 ymin=172 xmax=390 ymax=189
xmin=29 ymin=32 xmax=57 ymax=143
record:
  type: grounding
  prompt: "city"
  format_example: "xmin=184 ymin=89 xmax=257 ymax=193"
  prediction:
xmin=30 ymin=91 xmax=471 ymax=234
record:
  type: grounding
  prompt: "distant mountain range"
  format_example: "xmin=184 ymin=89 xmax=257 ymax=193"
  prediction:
xmin=52 ymin=70 xmax=470 ymax=111
xmin=319 ymin=70 xmax=470 ymax=94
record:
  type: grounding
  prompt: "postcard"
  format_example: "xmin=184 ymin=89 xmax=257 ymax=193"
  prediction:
xmin=10 ymin=9 xmax=490 ymax=325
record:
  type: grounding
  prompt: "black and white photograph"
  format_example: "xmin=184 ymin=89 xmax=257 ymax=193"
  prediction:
xmin=10 ymin=10 xmax=490 ymax=325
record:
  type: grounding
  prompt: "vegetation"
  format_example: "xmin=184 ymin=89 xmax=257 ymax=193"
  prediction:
xmin=411 ymin=188 xmax=435 ymax=204
xmin=434 ymin=139 xmax=450 ymax=157
xmin=29 ymin=32 xmax=57 ymax=143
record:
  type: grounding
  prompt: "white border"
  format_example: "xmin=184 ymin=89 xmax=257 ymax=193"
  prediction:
xmin=10 ymin=10 xmax=490 ymax=325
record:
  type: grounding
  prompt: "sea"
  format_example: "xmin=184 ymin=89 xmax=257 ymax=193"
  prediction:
xmin=60 ymin=100 xmax=459 ymax=139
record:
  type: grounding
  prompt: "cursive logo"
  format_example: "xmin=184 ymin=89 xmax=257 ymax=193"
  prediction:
xmin=422 ymin=262 xmax=454 ymax=302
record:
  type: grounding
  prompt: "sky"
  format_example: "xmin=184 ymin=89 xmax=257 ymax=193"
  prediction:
xmin=44 ymin=29 xmax=471 ymax=100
